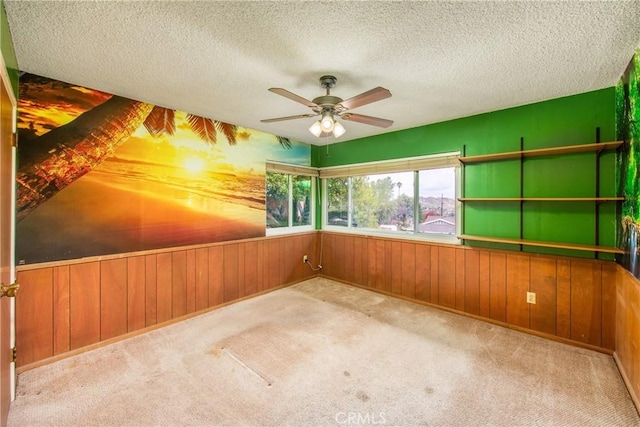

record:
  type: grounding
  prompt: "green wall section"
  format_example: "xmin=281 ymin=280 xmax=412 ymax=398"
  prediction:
xmin=313 ymin=88 xmax=617 ymax=259
xmin=0 ymin=1 xmax=18 ymax=96
xmin=312 ymin=88 xmax=615 ymax=167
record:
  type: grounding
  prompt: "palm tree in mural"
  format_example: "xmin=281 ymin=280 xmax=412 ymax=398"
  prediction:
xmin=17 ymin=95 xmax=292 ymax=222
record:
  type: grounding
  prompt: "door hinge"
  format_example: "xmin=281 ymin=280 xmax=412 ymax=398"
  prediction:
xmin=11 ymin=347 xmax=16 ymax=363
xmin=11 ymin=133 xmax=17 ymax=148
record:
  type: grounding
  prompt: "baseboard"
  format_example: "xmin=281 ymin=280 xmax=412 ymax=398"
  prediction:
xmin=321 ymin=274 xmax=614 ymax=356
xmin=17 ymin=276 xmax=316 ymax=374
xmin=614 ymin=352 xmax=640 ymax=416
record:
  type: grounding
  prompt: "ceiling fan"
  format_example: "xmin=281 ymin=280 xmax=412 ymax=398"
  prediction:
xmin=261 ymin=75 xmax=393 ymax=138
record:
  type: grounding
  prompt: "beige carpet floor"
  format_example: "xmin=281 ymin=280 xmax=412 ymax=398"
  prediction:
xmin=7 ymin=277 xmax=640 ymax=426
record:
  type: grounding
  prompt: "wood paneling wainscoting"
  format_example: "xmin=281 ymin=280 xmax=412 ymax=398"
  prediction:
xmin=615 ymin=266 xmax=640 ymax=410
xmin=14 ymin=228 xmax=640 ymax=414
xmin=15 ymin=232 xmax=318 ymax=369
xmin=319 ymin=231 xmax=617 ymax=352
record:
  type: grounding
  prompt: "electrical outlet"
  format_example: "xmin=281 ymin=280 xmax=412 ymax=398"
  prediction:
xmin=303 ymin=255 xmax=308 ymax=263
xmin=526 ymin=291 xmax=536 ymax=304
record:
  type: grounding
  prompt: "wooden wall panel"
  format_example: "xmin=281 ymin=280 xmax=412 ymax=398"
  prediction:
xmin=401 ymin=242 xmax=416 ymax=299
xmin=464 ymin=250 xmax=479 ymax=315
xmin=556 ymin=259 xmax=571 ymax=339
xmin=223 ymin=244 xmax=239 ymax=302
xmin=282 ymin=237 xmax=295 ymax=286
xmin=353 ymin=237 xmax=364 ymax=285
xmin=127 ymin=256 xmax=146 ymax=333
xmin=244 ymin=241 xmax=259 ymax=297
xmin=237 ymin=244 xmax=246 ymax=298
xmin=364 ymin=239 xmax=373 ymax=289
xmin=256 ymin=241 xmax=266 ymax=293
xmin=100 ymin=258 xmax=128 ymax=341
xmin=391 ymin=241 xmax=403 ymax=295
xmin=186 ymin=250 xmax=197 ymax=314
xmin=267 ymin=239 xmax=281 ymax=289
xmin=297 ymin=233 xmax=310 ymax=282
xmin=52 ymin=266 xmax=70 ymax=355
xmin=415 ymin=244 xmax=430 ymax=302
xmin=338 ymin=234 xmax=346 ymax=282
xmin=438 ymin=247 xmax=456 ymax=308
xmin=171 ymin=251 xmax=187 ymax=319
xmin=16 ymin=268 xmax=53 ymax=365
xmin=291 ymin=237 xmax=302 ymax=283
xmin=616 ymin=267 xmax=640 ymax=409
xmin=343 ymin=236 xmax=355 ymax=284
xmin=375 ymin=240 xmax=385 ymax=291
xmin=478 ymin=251 xmax=491 ymax=318
xmin=529 ymin=257 xmax=557 ymax=336
xmin=506 ymin=254 xmax=530 ymax=329
xmin=145 ymin=254 xmax=157 ymax=327
xmin=383 ymin=241 xmax=392 ymax=293
xmin=69 ymin=262 xmax=100 ymax=350
xmin=156 ymin=253 xmax=173 ymax=324
xmin=455 ymin=248 xmax=465 ymax=311
xmin=430 ymin=246 xmax=439 ymax=303
xmin=208 ymin=246 xmax=223 ymax=306
xmin=600 ymin=262 xmax=616 ymax=351
xmin=570 ymin=260 xmax=601 ymax=346
xmin=489 ymin=253 xmax=507 ymax=322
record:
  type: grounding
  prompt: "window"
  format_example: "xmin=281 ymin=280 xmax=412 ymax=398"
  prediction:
xmin=326 ymin=177 xmax=349 ymax=227
xmin=417 ymin=168 xmax=457 ymax=237
xmin=266 ymin=162 xmax=316 ymax=233
xmin=321 ymin=153 xmax=459 ymax=242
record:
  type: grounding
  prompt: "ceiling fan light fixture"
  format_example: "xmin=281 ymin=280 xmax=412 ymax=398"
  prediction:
xmin=309 ymin=120 xmax=322 ymax=137
xmin=320 ymin=111 xmax=334 ymax=132
xmin=263 ymin=75 xmax=393 ymax=140
xmin=333 ymin=121 xmax=346 ymax=137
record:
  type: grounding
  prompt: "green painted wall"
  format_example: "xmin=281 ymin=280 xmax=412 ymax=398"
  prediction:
xmin=0 ymin=1 xmax=18 ymax=96
xmin=312 ymin=88 xmax=617 ymax=259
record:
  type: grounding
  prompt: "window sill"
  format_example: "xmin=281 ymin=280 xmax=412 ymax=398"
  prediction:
xmin=266 ymin=225 xmax=316 ymax=236
xmin=321 ymin=226 xmax=460 ymax=245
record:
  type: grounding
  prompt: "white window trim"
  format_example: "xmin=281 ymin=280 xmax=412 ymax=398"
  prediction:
xmin=319 ymin=152 xmax=460 ymax=178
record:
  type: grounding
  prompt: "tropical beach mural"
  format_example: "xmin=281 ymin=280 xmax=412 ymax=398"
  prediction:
xmin=16 ymin=73 xmax=309 ymax=264
xmin=617 ymin=47 xmax=640 ymax=278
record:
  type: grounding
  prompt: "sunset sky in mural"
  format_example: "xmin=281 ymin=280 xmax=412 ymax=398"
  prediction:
xmin=19 ymin=75 xmax=309 ymax=170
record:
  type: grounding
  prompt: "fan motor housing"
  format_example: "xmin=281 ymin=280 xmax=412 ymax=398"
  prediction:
xmin=312 ymin=95 xmax=343 ymax=109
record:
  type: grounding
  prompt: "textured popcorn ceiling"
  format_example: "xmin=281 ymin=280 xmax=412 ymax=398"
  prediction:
xmin=4 ymin=1 xmax=640 ymax=146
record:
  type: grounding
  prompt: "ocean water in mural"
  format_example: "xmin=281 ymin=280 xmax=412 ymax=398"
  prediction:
xmin=16 ymin=73 xmax=309 ymax=264
xmin=617 ymin=48 xmax=640 ymax=278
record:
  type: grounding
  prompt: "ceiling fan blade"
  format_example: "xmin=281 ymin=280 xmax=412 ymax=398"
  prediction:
xmin=341 ymin=113 xmax=393 ymax=128
xmin=336 ymin=87 xmax=391 ymax=111
xmin=268 ymin=88 xmax=318 ymax=108
xmin=261 ymin=113 xmax=318 ymax=123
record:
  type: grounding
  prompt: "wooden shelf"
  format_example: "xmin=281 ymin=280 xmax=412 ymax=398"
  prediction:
xmin=458 ymin=234 xmax=624 ymax=254
xmin=459 ymin=141 xmax=623 ymax=164
xmin=458 ymin=197 xmax=625 ymax=202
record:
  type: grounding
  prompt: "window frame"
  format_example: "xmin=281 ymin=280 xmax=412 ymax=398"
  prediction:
xmin=321 ymin=153 xmax=461 ymax=244
xmin=266 ymin=161 xmax=317 ymax=236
